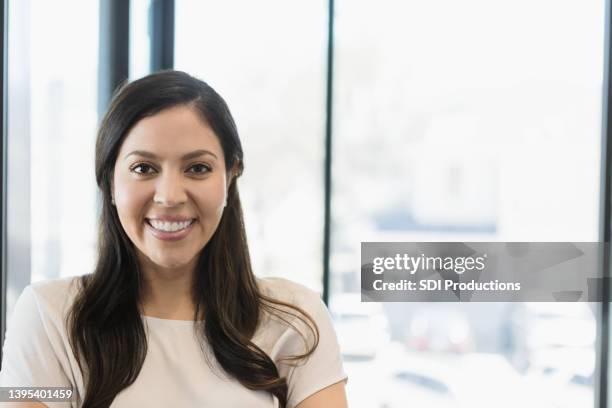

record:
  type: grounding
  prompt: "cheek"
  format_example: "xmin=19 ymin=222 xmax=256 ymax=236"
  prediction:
xmin=194 ymin=178 xmax=227 ymax=218
xmin=196 ymin=186 xmax=226 ymax=215
xmin=114 ymin=179 xmax=150 ymax=226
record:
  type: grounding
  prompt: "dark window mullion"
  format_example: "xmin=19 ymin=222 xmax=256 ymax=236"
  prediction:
xmin=98 ymin=0 xmax=130 ymax=120
xmin=150 ymin=0 xmax=174 ymax=72
xmin=322 ymin=0 xmax=335 ymax=306
xmin=597 ymin=0 xmax=612 ymax=407
xmin=0 ymin=0 xmax=8 ymax=366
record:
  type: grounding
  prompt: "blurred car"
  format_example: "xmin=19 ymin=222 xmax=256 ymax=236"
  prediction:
xmin=404 ymin=304 xmax=474 ymax=353
xmin=330 ymin=293 xmax=390 ymax=359
xmin=521 ymin=302 xmax=595 ymax=408
xmin=523 ymin=347 xmax=594 ymax=408
xmin=378 ymin=352 xmax=459 ymax=408
xmin=524 ymin=302 xmax=595 ymax=350
xmin=379 ymin=352 xmax=542 ymax=408
xmin=380 ymin=368 xmax=456 ymax=408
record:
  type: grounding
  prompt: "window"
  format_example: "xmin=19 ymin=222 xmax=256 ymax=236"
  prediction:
xmin=130 ymin=0 xmax=152 ymax=79
xmin=3 ymin=2 xmax=608 ymax=405
xmin=29 ymin=0 xmax=99 ymax=282
xmin=330 ymin=1 xmax=603 ymax=407
xmin=175 ymin=0 xmax=328 ymax=290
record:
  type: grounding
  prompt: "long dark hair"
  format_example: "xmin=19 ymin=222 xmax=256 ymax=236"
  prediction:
xmin=66 ymin=70 xmax=319 ymax=408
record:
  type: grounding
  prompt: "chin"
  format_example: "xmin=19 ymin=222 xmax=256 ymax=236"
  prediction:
xmin=149 ymin=255 xmax=193 ymax=270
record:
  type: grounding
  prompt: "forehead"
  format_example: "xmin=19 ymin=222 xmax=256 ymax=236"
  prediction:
xmin=118 ymin=105 xmax=223 ymax=158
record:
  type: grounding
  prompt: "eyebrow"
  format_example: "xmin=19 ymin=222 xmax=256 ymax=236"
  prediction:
xmin=124 ymin=149 xmax=218 ymax=161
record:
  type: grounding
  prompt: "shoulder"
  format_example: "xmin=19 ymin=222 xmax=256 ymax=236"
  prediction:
xmin=256 ymin=276 xmax=322 ymax=308
xmin=12 ymin=275 xmax=84 ymax=330
xmin=26 ymin=275 xmax=83 ymax=317
xmin=255 ymin=278 xmax=348 ymax=408
xmin=1 ymin=276 xmax=84 ymax=390
xmin=255 ymin=276 xmax=323 ymax=334
xmin=253 ymin=277 xmax=331 ymax=353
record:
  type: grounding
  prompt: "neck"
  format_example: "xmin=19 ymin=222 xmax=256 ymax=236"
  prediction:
xmin=137 ymin=254 xmax=203 ymax=320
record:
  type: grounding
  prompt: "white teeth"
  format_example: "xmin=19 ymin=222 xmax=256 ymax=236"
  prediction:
xmin=148 ymin=219 xmax=193 ymax=232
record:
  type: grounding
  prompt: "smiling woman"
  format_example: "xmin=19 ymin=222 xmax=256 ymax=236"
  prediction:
xmin=0 ymin=71 xmax=348 ymax=408
xmin=111 ymin=105 xmax=232 ymax=309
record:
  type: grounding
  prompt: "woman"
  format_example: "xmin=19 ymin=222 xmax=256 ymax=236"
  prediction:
xmin=0 ymin=71 xmax=348 ymax=408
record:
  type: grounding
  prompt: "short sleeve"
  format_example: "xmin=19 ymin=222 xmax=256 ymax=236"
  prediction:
xmin=272 ymin=289 xmax=348 ymax=408
xmin=0 ymin=286 xmax=73 ymax=408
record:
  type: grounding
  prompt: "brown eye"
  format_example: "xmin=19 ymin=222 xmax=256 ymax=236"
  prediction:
xmin=131 ymin=163 xmax=156 ymax=175
xmin=188 ymin=163 xmax=211 ymax=175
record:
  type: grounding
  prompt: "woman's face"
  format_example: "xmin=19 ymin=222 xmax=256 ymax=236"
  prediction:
xmin=112 ymin=105 xmax=229 ymax=275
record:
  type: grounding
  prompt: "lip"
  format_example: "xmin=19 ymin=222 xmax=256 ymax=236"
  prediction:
xmin=147 ymin=215 xmax=196 ymax=222
xmin=145 ymin=218 xmax=197 ymax=242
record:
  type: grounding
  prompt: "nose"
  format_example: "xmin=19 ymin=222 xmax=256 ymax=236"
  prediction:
xmin=153 ymin=171 xmax=188 ymax=207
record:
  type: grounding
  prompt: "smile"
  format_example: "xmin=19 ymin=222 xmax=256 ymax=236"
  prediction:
xmin=147 ymin=218 xmax=196 ymax=232
xmin=144 ymin=218 xmax=197 ymax=241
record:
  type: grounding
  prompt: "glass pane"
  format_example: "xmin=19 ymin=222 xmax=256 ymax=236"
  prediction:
xmin=331 ymin=0 xmax=603 ymax=407
xmin=30 ymin=0 xmax=99 ymax=282
xmin=175 ymin=0 xmax=327 ymax=290
xmin=130 ymin=0 xmax=152 ymax=79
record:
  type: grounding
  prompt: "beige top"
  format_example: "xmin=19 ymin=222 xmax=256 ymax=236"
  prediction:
xmin=0 ymin=275 xmax=348 ymax=408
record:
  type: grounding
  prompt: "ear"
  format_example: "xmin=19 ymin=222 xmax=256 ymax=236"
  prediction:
xmin=110 ymin=181 xmax=116 ymax=205
xmin=227 ymin=163 xmax=240 ymax=186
